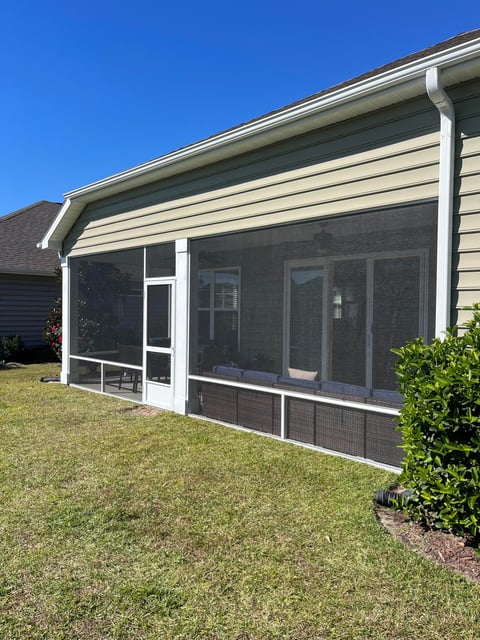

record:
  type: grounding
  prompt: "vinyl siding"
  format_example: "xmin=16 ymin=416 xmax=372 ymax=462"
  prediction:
xmin=452 ymin=79 xmax=480 ymax=327
xmin=0 ymin=274 xmax=59 ymax=347
xmin=65 ymin=94 xmax=440 ymax=257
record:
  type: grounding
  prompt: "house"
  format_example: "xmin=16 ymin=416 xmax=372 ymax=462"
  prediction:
xmin=0 ymin=200 xmax=61 ymax=349
xmin=41 ymin=30 xmax=480 ymax=468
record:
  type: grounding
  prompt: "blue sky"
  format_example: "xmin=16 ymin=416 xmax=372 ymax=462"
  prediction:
xmin=1 ymin=0 xmax=479 ymax=216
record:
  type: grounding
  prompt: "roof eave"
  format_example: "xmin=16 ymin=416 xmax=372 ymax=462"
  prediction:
xmin=41 ymin=35 xmax=480 ymax=251
xmin=0 ymin=268 xmax=58 ymax=277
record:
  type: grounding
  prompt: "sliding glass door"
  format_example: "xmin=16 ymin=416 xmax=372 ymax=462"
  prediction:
xmin=285 ymin=252 xmax=427 ymax=388
xmin=285 ymin=261 xmax=327 ymax=379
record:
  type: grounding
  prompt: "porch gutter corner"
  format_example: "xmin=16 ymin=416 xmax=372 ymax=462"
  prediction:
xmin=426 ymin=66 xmax=455 ymax=338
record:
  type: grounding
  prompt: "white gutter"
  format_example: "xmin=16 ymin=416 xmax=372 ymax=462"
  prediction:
xmin=426 ymin=67 xmax=455 ymax=338
xmin=41 ymin=35 xmax=480 ymax=251
xmin=61 ymin=37 xmax=480 ymax=204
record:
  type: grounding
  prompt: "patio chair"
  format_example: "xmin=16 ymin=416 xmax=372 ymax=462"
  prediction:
xmin=118 ymin=344 xmax=142 ymax=393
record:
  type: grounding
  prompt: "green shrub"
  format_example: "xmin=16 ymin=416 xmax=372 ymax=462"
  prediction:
xmin=393 ymin=305 xmax=480 ymax=541
xmin=0 ymin=335 xmax=26 ymax=362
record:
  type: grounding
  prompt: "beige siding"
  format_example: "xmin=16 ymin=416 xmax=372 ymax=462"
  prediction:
xmin=0 ymin=274 xmax=59 ymax=347
xmin=452 ymin=80 xmax=480 ymax=325
xmin=65 ymin=95 xmax=440 ymax=257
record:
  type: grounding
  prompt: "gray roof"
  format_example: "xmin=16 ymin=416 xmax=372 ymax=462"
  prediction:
xmin=175 ymin=29 xmax=480 ymax=149
xmin=0 ymin=201 xmax=61 ymax=275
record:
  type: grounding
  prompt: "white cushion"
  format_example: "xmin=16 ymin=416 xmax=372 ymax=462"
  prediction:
xmin=288 ymin=367 xmax=318 ymax=381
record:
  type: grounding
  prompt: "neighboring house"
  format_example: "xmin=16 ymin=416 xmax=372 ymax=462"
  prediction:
xmin=41 ymin=30 xmax=480 ymax=468
xmin=0 ymin=201 xmax=61 ymax=348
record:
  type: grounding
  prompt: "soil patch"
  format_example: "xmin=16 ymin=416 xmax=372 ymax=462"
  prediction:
xmin=376 ymin=504 xmax=480 ymax=584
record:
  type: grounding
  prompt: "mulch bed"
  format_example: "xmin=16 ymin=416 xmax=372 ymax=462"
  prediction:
xmin=376 ymin=505 xmax=480 ymax=584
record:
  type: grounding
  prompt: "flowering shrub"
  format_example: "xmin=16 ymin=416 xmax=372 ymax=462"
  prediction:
xmin=43 ymin=297 xmax=62 ymax=360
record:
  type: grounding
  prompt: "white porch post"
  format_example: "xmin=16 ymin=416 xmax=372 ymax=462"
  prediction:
xmin=60 ymin=255 xmax=70 ymax=384
xmin=173 ymin=239 xmax=189 ymax=414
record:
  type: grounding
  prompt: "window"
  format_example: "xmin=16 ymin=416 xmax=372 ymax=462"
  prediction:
xmin=198 ymin=268 xmax=240 ymax=360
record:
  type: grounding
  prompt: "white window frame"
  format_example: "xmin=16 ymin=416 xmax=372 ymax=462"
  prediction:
xmin=284 ymin=249 xmax=429 ymax=386
xmin=198 ymin=266 xmax=241 ymax=351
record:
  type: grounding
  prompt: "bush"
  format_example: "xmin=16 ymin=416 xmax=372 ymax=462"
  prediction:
xmin=43 ymin=297 xmax=62 ymax=361
xmin=0 ymin=335 xmax=26 ymax=362
xmin=394 ymin=305 xmax=480 ymax=541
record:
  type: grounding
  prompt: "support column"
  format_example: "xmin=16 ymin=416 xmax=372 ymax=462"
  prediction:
xmin=173 ymin=239 xmax=189 ymax=414
xmin=60 ymin=255 xmax=70 ymax=384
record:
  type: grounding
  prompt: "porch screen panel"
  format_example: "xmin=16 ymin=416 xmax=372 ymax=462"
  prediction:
xmin=146 ymin=243 xmax=175 ymax=278
xmin=70 ymin=248 xmax=144 ymax=365
xmin=372 ymin=256 xmax=422 ymax=389
xmin=190 ymin=202 xmax=437 ymax=393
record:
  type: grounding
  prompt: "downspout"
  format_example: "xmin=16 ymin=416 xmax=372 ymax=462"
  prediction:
xmin=426 ymin=66 xmax=455 ymax=338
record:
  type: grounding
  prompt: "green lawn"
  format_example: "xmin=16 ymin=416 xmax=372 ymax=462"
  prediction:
xmin=1 ymin=364 xmax=480 ymax=639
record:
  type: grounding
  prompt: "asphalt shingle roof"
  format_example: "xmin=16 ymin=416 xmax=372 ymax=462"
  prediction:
xmin=0 ymin=201 xmax=61 ymax=274
xmin=214 ymin=29 xmax=480 ymax=138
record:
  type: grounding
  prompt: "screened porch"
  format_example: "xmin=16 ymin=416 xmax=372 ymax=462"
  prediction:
xmin=189 ymin=202 xmax=437 ymax=466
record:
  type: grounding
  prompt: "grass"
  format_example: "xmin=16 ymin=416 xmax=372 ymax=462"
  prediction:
xmin=0 ymin=364 xmax=480 ymax=639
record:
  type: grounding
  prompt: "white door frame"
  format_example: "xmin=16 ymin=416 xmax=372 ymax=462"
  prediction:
xmin=143 ymin=278 xmax=176 ymax=409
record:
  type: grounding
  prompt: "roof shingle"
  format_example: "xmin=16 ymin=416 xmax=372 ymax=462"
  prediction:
xmin=210 ymin=29 xmax=480 ymax=138
xmin=0 ymin=201 xmax=61 ymax=274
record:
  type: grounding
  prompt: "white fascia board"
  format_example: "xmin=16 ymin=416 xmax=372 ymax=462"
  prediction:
xmin=40 ymin=198 xmax=74 ymax=251
xmin=42 ymin=36 xmax=480 ymax=251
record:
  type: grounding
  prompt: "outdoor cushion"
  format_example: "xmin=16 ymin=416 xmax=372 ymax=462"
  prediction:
xmin=241 ymin=370 xmax=280 ymax=384
xmin=242 ymin=369 xmax=278 ymax=384
xmin=213 ymin=365 xmax=244 ymax=378
xmin=277 ymin=376 xmax=322 ymax=391
xmin=288 ymin=367 xmax=318 ymax=380
xmin=371 ymin=388 xmax=403 ymax=404
xmin=321 ymin=381 xmax=370 ymax=398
